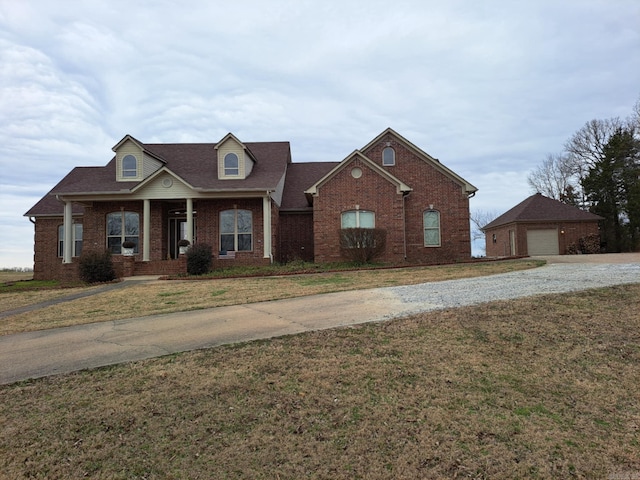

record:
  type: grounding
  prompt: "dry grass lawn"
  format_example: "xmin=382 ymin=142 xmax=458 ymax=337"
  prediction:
xmin=1 ymin=259 xmax=640 ymax=479
xmin=1 ymin=283 xmax=639 ymax=479
xmin=0 ymin=260 xmax=542 ymax=335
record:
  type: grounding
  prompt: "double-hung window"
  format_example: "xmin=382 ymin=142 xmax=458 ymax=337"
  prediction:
xmin=423 ymin=210 xmax=441 ymax=247
xmin=122 ymin=154 xmax=138 ymax=178
xmin=341 ymin=210 xmax=375 ymax=229
xmin=220 ymin=209 xmax=252 ymax=251
xmin=224 ymin=153 xmax=239 ymax=176
xmin=107 ymin=211 xmax=140 ymax=254
xmin=58 ymin=224 xmax=83 ymax=257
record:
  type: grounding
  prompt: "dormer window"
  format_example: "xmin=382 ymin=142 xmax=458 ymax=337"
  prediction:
xmin=224 ymin=153 xmax=239 ymax=176
xmin=122 ymin=154 xmax=138 ymax=177
xmin=382 ymin=147 xmax=395 ymax=166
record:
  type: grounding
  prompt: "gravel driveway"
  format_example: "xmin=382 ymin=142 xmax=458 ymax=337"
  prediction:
xmin=378 ymin=254 xmax=640 ymax=318
xmin=1 ymin=254 xmax=638 ymax=384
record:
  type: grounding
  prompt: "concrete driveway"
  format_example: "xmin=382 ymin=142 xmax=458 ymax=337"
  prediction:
xmin=1 ymin=254 xmax=639 ymax=385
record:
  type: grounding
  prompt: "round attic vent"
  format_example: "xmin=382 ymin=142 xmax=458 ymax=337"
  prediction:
xmin=351 ymin=167 xmax=362 ymax=179
xmin=162 ymin=178 xmax=173 ymax=188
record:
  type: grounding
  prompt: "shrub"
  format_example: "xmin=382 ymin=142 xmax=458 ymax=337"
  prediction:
xmin=186 ymin=243 xmax=213 ymax=275
xmin=78 ymin=250 xmax=116 ymax=283
xmin=339 ymin=228 xmax=387 ymax=264
xmin=579 ymin=234 xmax=601 ymax=254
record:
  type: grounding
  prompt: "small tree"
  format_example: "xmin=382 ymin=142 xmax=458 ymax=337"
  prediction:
xmin=339 ymin=228 xmax=387 ymax=264
xmin=186 ymin=243 xmax=213 ymax=275
xmin=78 ymin=250 xmax=116 ymax=283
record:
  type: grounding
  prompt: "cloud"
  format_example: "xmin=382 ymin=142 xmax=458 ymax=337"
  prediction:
xmin=0 ymin=0 xmax=638 ymax=267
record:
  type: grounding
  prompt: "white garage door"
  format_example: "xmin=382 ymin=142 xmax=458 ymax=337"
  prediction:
xmin=527 ymin=229 xmax=559 ymax=255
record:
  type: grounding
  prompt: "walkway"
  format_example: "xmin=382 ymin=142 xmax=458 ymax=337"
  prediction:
xmin=1 ymin=257 xmax=639 ymax=385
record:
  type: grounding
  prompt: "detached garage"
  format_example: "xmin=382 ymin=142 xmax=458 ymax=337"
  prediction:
xmin=483 ymin=193 xmax=603 ymax=257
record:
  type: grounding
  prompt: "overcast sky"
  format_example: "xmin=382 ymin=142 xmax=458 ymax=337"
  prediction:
xmin=1 ymin=0 xmax=639 ymax=267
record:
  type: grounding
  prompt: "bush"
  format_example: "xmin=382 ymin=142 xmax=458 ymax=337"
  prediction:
xmin=78 ymin=250 xmax=116 ymax=283
xmin=339 ymin=228 xmax=387 ymax=264
xmin=186 ymin=243 xmax=213 ymax=275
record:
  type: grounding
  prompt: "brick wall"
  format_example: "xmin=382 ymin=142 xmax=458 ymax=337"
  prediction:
xmin=278 ymin=212 xmax=314 ymax=262
xmin=485 ymin=221 xmax=601 ymax=257
xmin=310 ymin=136 xmax=473 ymax=264
xmin=32 ymin=197 xmax=274 ymax=281
xmin=362 ymin=136 xmax=472 ymax=263
xmin=312 ymin=156 xmax=405 ymax=263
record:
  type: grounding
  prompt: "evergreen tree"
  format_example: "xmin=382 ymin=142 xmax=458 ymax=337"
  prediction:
xmin=581 ymin=128 xmax=640 ymax=252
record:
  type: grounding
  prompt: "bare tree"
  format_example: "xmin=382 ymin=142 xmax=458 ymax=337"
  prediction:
xmin=470 ymin=209 xmax=500 ymax=242
xmin=526 ymin=153 xmax=577 ymax=201
xmin=565 ymin=118 xmax=624 ymax=170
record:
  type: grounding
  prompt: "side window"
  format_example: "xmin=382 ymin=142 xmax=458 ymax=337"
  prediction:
xmin=122 ymin=154 xmax=138 ymax=177
xmin=58 ymin=223 xmax=83 ymax=257
xmin=382 ymin=147 xmax=395 ymax=166
xmin=224 ymin=153 xmax=239 ymax=176
xmin=220 ymin=209 xmax=252 ymax=251
xmin=423 ymin=210 xmax=441 ymax=247
xmin=107 ymin=211 xmax=140 ymax=254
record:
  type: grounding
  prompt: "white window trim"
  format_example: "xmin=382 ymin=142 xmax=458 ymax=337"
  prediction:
xmin=107 ymin=211 xmax=140 ymax=254
xmin=423 ymin=210 xmax=441 ymax=247
xmin=58 ymin=223 xmax=83 ymax=257
xmin=223 ymin=152 xmax=240 ymax=177
xmin=382 ymin=147 xmax=395 ymax=166
xmin=118 ymin=154 xmax=140 ymax=181
xmin=341 ymin=210 xmax=375 ymax=229
xmin=220 ymin=209 xmax=253 ymax=252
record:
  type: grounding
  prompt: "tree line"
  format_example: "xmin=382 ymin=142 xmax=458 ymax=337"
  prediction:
xmin=527 ymin=98 xmax=640 ymax=252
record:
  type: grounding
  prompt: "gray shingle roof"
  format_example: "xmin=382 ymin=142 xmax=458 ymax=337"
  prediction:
xmin=280 ymin=162 xmax=338 ymax=211
xmin=26 ymin=140 xmax=291 ymax=216
xmin=483 ymin=193 xmax=603 ymax=229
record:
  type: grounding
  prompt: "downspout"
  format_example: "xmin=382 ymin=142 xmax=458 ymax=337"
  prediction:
xmin=263 ymin=191 xmax=273 ymax=263
xmin=402 ymin=191 xmax=411 ymax=260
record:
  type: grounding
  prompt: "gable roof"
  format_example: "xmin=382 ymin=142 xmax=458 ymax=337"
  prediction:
xmin=362 ymin=128 xmax=477 ymax=195
xmin=483 ymin=193 xmax=604 ymax=230
xmin=112 ymin=134 xmax=167 ymax=164
xmin=304 ymin=150 xmax=412 ymax=196
xmin=25 ymin=138 xmax=291 ymax=216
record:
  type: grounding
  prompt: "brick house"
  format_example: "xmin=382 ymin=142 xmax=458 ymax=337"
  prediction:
xmin=25 ymin=128 xmax=478 ymax=281
xmin=483 ymin=193 xmax=603 ymax=257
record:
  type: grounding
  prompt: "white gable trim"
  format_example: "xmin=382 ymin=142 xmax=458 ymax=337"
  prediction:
xmin=363 ymin=128 xmax=478 ymax=194
xmin=305 ymin=150 xmax=412 ymax=196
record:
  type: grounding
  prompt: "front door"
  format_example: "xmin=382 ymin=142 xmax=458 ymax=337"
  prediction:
xmin=168 ymin=218 xmax=195 ymax=259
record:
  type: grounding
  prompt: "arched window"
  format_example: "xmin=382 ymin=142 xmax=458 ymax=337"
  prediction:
xmin=122 ymin=154 xmax=138 ymax=177
xmin=220 ymin=209 xmax=252 ymax=251
xmin=107 ymin=211 xmax=140 ymax=254
xmin=224 ymin=152 xmax=239 ymax=176
xmin=382 ymin=147 xmax=395 ymax=166
xmin=423 ymin=210 xmax=441 ymax=247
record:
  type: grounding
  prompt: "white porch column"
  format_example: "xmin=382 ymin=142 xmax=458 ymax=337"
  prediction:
xmin=262 ymin=194 xmax=272 ymax=260
xmin=63 ymin=201 xmax=73 ymax=264
xmin=186 ymin=198 xmax=194 ymax=244
xmin=143 ymin=199 xmax=151 ymax=262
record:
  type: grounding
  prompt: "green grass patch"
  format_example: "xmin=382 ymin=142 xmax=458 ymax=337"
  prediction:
xmin=0 ymin=280 xmax=59 ymax=292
